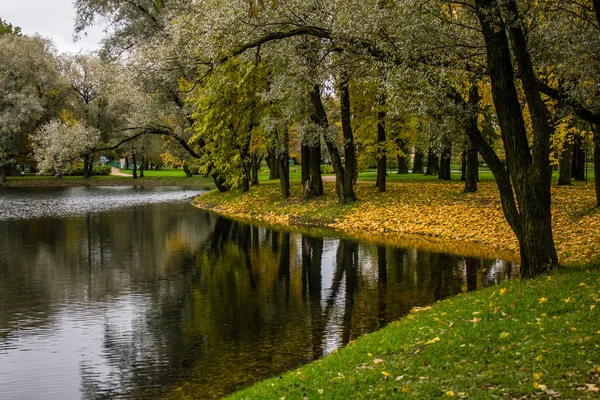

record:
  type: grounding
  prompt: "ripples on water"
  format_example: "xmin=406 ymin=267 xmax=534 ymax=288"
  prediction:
xmin=0 ymin=186 xmax=202 ymax=221
xmin=0 ymin=187 xmax=519 ymax=399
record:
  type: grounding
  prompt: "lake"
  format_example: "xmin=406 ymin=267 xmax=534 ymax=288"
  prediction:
xmin=0 ymin=187 xmax=518 ymax=399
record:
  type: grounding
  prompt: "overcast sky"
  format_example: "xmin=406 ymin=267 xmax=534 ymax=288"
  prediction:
xmin=0 ymin=0 xmax=107 ymax=53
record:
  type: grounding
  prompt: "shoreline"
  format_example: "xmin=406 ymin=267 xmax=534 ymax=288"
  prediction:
xmin=192 ymin=179 xmax=599 ymax=266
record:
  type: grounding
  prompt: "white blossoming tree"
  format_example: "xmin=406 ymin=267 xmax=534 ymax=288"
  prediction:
xmin=32 ymin=120 xmax=101 ymax=177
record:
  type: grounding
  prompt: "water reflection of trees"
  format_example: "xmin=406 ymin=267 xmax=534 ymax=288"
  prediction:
xmin=0 ymin=209 xmax=518 ymax=399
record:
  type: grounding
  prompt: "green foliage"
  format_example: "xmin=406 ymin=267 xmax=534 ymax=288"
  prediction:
xmin=66 ymin=165 xmax=112 ymax=176
xmin=0 ymin=18 xmax=21 ymax=36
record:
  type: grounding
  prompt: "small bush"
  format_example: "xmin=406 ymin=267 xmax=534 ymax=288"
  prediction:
xmin=321 ymin=164 xmax=334 ymax=174
xmin=64 ymin=165 xmax=112 ymax=176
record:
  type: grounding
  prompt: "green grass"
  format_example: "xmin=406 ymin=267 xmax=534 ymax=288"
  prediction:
xmin=2 ymin=173 xmax=215 ymax=187
xmin=120 ymin=168 xmax=192 ymax=177
xmin=227 ymin=265 xmax=600 ymax=399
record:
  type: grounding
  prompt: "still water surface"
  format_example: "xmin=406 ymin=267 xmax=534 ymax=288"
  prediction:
xmin=0 ymin=187 xmax=518 ymax=399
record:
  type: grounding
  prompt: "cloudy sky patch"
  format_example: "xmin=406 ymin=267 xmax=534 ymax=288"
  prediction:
xmin=1 ymin=1 xmax=107 ymax=53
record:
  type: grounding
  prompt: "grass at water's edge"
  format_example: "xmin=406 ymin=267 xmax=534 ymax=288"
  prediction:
xmin=226 ymin=266 xmax=600 ymax=399
xmin=1 ymin=174 xmax=215 ymax=188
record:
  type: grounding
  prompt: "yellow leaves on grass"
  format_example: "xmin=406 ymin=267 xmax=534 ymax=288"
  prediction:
xmin=424 ymin=337 xmax=441 ymax=345
xmin=194 ymin=180 xmax=600 ymax=265
xmin=538 ymin=297 xmax=548 ymax=305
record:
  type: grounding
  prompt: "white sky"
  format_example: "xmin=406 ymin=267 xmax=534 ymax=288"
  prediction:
xmin=0 ymin=0 xmax=108 ymax=54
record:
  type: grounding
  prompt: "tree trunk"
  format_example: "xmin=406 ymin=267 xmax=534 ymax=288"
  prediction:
xmin=558 ymin=136 xmax=574 ymax=185
xmin=212 ymin=172 xmax=231 ymax=192
xmin=396 ymin=138 xmax=410 ymax=175
xmin=571 ymin=133 xmax=585 ymax=181
xmin=132 ymin=153 xmax=137 ymax=179
xmin=266 ymin=151 xmax=279 ymax=180
xmin=438 ymin=141 xmax=451 ymax=180
xmin=183 ymin=164 xmax=193 ymax=178
xmin=412 ymin=149 xmax=424 ymax=174
xmin=240 ymin=162 xmax=250 ymax=192
xmin=301 ymin=143 xmax=310 ymax=185
xmin=339 ymin=71 xmax=357 ymax=204
xmin=309 ymin=145 xmax=323 ymax=195
xmin=593 ymin=123 xmax=600 ymax=207
xmin=278 ymin=154 xmax=290 ymax=199
xmin=464 ymin=80 xmax=480 ymax=193
xmin=476 ymin=0 xmax=557 ymax=278
xmin=124 ymin=157 xmax=129 ymax=170
xmin=425 ymin=148 xmax=439 ymax=176
xmin=308 ymin=85 xmax=328 ymax=197
xmin=251 ymin=154 xmax=261 ymax=185
xmin=376 ymin=109 xmax=387 ymax=192
xmin=83 ymin=155 xmax=91 ymax=179
xmin=139 ymin=155 xmax=145 ymax=178
xmin=465 ymin=144 xmax=479 ymax=193
xmin=0 ymin=164 xmax=6 ymax=183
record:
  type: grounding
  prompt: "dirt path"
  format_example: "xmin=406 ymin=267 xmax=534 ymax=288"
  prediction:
xmin=110 ymin=167 xmax=130 ymax=177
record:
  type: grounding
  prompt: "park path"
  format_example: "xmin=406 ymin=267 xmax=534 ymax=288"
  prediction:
xmin=110 ymin=167 xmax=130 ymax=177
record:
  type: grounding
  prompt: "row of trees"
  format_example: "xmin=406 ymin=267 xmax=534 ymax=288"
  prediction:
xmin=2 ymin=1 xmax=599 ymax=277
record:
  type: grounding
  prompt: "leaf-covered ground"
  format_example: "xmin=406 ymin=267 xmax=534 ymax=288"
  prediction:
xmin=226 ymin=266 xmax=600 ymax=399
xmin=193 ymin=179 xmax=600 ymax=265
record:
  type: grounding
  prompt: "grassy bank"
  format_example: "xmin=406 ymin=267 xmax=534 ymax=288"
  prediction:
xmin=193 ymin=178 xmax=599 ymax=265
xmin=227 ymin=265 xmax=600 ymax=399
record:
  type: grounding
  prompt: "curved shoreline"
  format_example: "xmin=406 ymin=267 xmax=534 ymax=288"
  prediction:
xmin=192 ymin=179 xmax=599 ymax=266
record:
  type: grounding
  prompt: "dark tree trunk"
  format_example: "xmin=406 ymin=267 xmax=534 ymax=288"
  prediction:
xmin=83 ymin=155 xmax=91 ymax=179
xmin=139 ymin=155 xmax=145 ymax=178
xmin=461 ymin=151 xmax=467 ymax=181
xmin=376 ymin=109 xmax=387 ymax=192
xmin=375 ymin=94 xmax=387 ymax=192
xmin=338 ymin=72 xmax=357 ymax=204
xmin=278 ymin=128 xmax=290 ymax=198
xmin=308 ymin=85 xmax=328 ymax=197
xmin=558 ymin=136 xmax=574 ymax=185
xmin=251 ymin=154 xmax=261 ymax=185
xmin=301 ymin=144 xmax=310 ymax=184
xmin=571 ymin=133 xmax=585 ymax=181
xmin=425 ymin=148 xmax=439 ymax=176
xmin=132 ymin=153 xmax=137 ymax=179
xmin=396 ymin=138 xmax=410 ymax=175
xmin=475 ymin=0 xmax=558 ymax=278
xmin=438 ymin=141 xmax=451 ymax=180
xmin=124 ymin=157 xmax=129 ymax=170
xmin=464 ymin=80 xmax=480 ymax=193
xmin=593 ymin=124 xmax=600 ymax=207
xmin=240 ymin=163 xmax=250 ymax=193
xmin=412 ymin=149 xmax=424 ymax=174
xmin=309 ymin=145 xmax=323 ymax=195
xmin=0 ymin=164 xmax=6 ymax=183
xmin=266 ymin=151 xmax=279 ymax=180
xmin=465 ymin=145 xmax=479 ymax=193
xmin=88 ymin=156 xmax=94 ymax=177
xmin=183 ymin=164 xmax=193 ymax=178
xmin=212 ymin=172 xmax=231 ymax=192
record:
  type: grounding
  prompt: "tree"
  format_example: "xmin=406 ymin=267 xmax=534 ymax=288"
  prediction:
xmin=32 ymin=120 xmax=101 ymax=176
xmin=0 ymin=34 xmax=59 ymax=182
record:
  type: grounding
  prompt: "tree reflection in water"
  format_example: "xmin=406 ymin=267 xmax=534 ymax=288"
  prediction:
xmin=0 ymin=202 xmax=518 ymax=400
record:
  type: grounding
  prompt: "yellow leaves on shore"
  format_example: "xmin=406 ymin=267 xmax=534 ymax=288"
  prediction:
xmin=194 ymin=180 xmax=600 ymax=265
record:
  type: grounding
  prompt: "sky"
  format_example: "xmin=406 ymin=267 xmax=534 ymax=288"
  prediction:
xmin=0 ymin=0 xmax=108 ymax=54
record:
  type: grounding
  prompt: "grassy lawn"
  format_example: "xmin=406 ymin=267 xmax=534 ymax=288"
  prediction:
xmin=2 ymin=173 xmax=215 ymax=187
xmin=227 ymin=265 xmax=600 ymax=399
